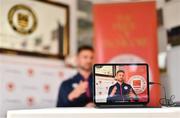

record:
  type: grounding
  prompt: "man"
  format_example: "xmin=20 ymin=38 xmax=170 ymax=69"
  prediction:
xmin=107 ymin=70 xmax=138 ymax=103
xmin=57 ymin=45 xmax=95 ymax=107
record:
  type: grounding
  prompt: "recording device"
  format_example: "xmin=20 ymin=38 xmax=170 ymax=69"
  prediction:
xmin=93 ymin=63 xmax=149 ymax=107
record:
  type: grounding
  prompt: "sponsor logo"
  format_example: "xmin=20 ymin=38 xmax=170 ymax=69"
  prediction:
xmin=44 ymin=84 xmax=50 ymax=93
xmin=59 ymin=71 xmax=64 ymax=78
xmin=27 ymin=96 xmax=35 ymax=106
xmin=72 ymin=83 xmax=78 ymax=88
xmin=128 ymin=75 xmax=146 ymax=94
xmin=124 ymin=86 xmax=128 ymax=90
xmin=6 ymin=82 xmax=15 ymax=92
xmin=27 ymin=68 xmax=34 ymax=77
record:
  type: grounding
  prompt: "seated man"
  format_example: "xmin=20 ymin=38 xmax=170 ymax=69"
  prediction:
xmin=107 ymin=70 xmax=138 ymax=103
xmin=56 ymin=45 xmax=95 ymax=107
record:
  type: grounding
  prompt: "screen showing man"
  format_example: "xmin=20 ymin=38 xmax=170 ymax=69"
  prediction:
xmin=57 ymin=45 xmax=94 ymax=107
xmin=107 ymin=70 xmax=138 ymax=103
xmin=94 ymin=64 xmax=149 ymax=104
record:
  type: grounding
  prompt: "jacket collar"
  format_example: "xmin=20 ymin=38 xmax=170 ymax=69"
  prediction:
xmin=115 ymin=81 xmax=125 ymax=86
xmin=75 ymin=72 xmax=92 ymax=82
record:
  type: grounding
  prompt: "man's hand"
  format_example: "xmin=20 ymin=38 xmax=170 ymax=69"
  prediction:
xmin=68 ymin=81 xmax=88 ymax=101
xmin=110 ymin=86 xmax=117 ymax=97
xmin=129 ymin=89 xmax=135 ymax=98
xmin=86 ymin=102 xmax=95 ymax=107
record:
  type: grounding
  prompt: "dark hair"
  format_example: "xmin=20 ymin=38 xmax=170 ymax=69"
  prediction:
xmin=77 ymin=45 xmax=94 ymax=54
xmin=116 ymin=70 xmax=125 ymax=75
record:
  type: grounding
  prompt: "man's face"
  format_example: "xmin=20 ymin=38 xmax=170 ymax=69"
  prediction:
xmin=77 ymin=50 xmax=94 ymax=71
xmin=115 ymin=72 xmax=125 ymax=82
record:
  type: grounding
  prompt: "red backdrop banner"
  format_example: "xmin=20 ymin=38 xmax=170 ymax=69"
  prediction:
xmin=93 ymin=1 xmax=160 ymax=107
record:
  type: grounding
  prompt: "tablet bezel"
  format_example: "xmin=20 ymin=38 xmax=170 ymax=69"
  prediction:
xmin=93 ymin=63 xmax=150 ymax=106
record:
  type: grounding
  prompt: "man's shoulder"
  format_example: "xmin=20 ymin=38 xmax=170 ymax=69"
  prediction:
xmin=61 ymin=78 xmax=73 ymax=85
xmin=61 ymin=73 xmax=79 ymax=86
xmin=110 ymin=83 xmax=117 ymax=88
xmin=124 ymin=83 xmax=132 ymax=88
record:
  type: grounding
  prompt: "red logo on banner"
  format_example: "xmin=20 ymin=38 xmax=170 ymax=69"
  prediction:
xmin=6 ymin=82 xmax=15 ymax=92
xmin=106 ymin=86 xmax=108 ymax=90
xmin=27 ymin=68 xmax=34 ymax=77
xmin=59 ymin=71 xmax=64 ymax=79
xmin=27 ymin=96 xmax=35 ymax=106
xmin=133 ymin=80 xmax=141 ymax=88
xmin=44 ymin=84 xmax=50 ymax=93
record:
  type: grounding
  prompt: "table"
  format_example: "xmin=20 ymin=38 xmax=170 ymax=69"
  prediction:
xmin=7 ymin=107 xmax=180 ymax=118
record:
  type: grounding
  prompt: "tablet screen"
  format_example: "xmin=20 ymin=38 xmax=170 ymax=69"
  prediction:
xmin=94 ymin=64 xmax=149 ymax=105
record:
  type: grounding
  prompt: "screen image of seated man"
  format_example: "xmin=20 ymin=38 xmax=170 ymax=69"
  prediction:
xmin=57 ymin=45 xmax=95 ymax=107
xmin=107 ymin=70 xmax=138 ymax=103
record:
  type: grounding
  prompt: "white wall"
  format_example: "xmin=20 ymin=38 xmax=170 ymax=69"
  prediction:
xmin=166 ymin=46 xmax=180 ymax=103
xmin=163 ymin=0 xmax=180 ymax=30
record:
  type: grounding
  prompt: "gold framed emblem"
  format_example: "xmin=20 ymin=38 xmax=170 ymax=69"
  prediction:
xmin=8 ymin=4 xmax=37 ymax=35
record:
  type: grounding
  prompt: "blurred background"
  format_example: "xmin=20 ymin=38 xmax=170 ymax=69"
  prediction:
xmin=1 ymin=0 xmax=180 ymax=117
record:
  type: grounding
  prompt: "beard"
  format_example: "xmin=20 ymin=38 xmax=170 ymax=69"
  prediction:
xmin=117 ymin=79 xmax=123 ymax=82
xmin=79 ymin=64 xmax=92 ymax=72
